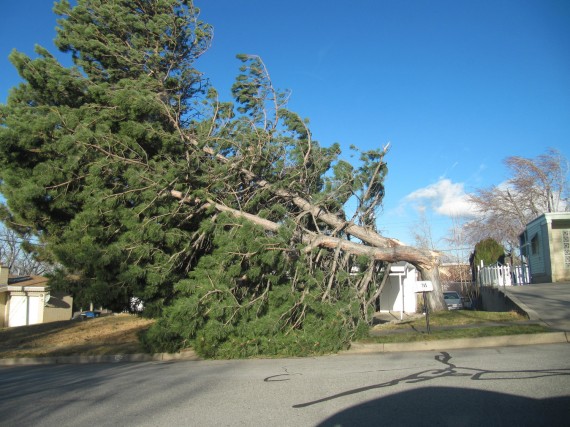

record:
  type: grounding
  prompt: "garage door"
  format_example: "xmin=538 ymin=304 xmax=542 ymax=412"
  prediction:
xmin=28 ymin=296 xmax=42 ymax=325
xmin=8 ymin=295 xmax=42 ymax=327
xmin=8 ymin=295 xmax=27 ymax=327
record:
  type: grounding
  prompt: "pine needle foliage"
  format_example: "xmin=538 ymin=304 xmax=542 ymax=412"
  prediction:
xmin=1 ymin=0 xmax=413 ymax=358
xmin=142 ymin=214 xmax=368 ymax=357
xmin=473 ymin=238 xmax=505 ymax=267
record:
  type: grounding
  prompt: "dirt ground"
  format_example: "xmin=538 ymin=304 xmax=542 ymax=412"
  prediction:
xmin=0 ymin=314 xmax=154 ymax=358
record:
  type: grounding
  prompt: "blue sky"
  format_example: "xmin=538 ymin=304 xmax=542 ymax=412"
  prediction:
xmin=1 ymin=0 xmax=569 ymax=251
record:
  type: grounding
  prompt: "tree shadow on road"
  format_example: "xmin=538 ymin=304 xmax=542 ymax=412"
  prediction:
xmin=294 ymin=351 xmax=570 ymax=408
xmin=317 ymin=386 xmax=570 ymax=426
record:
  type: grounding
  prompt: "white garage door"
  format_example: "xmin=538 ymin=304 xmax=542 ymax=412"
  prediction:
xmin=8 ymin=295 xmax=42 ymax=327
xmin=8 ymin=295 xmax=27 ymax=327
xmin=28 ymin=296 xmax=42 ymax=325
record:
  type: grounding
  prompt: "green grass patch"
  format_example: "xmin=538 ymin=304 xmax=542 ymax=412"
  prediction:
xmin=427 ymin=310 xmax=527 ymax=325
xmin=376 ymin=310 xmax=527 ymax=331
xmin=364 ymin=310 xmax=555 ymax=344
xmin=362 ymin=324 xmax=552 ymax=344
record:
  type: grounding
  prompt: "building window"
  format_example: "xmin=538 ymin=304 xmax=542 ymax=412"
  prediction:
xmin=563 ymin=230 xmax=570 ymax=268
xmin=531 ymin=234 xmax=540 ymax=255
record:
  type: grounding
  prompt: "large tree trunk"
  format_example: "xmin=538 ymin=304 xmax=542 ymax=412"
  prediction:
xmin=171 ymin=190 xmax=437 ymax=266
xmin=171 ymin=189 xmax=447 ymax=310
xmin=418 ymin=265 xmax=447 ymax=311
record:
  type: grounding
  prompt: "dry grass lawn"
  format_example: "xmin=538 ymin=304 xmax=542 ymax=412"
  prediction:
xmin=0 ymin=314 xmax=154 ymax=358
xmin=0 ymin=310 xmax=548 ymax=359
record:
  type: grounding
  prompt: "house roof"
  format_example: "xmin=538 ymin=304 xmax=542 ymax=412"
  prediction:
xmin=0 ymin=275 xmax=49 ymax=293
xmin=526 ymin=212 xmax=570 ymax=228
xmin=520 ymin=212 xmax=570 ymax=241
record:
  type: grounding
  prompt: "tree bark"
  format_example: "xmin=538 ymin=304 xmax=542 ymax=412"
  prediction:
xmin=171 ymin=190 xmax=439 ymax=269
xmin=419 ymin=265 xmax=447 ymax=311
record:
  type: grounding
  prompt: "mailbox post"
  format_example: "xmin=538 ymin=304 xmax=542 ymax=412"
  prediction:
xmin=415 ymin=281 xmax=434 ymax=334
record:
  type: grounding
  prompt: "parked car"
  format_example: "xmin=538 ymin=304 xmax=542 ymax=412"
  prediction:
xmin=79 ymin=310 xmax=101 ymax=320
xmin=443 ymin=291 xmax=463 ymax=310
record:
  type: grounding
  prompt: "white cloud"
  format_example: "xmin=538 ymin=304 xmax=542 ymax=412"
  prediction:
xmin=405 ymin=178 xmax=479 ymax=218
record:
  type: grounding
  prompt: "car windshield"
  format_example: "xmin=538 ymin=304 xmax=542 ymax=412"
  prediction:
xmin=444 ymin=292 xmax=460 ymax=300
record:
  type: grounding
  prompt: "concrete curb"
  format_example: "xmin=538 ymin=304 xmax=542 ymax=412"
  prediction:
xmin=0 ymin=349 xmax=200 ymax=366
xmin=2 ymin=333 xmax=568 ymax=365
xmin=343 ymin=332 xmax=570 ymax=354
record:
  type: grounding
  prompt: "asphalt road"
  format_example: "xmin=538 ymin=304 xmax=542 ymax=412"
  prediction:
xmin=1 ymin=344 xmax=569 ymax=426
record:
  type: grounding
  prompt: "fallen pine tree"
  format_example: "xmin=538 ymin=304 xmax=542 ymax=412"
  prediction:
xmin=0 ymin=0 xmax=445 ymax=358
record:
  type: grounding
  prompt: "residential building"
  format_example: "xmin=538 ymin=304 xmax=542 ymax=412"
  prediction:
xmin=0 ymin=265 xmax=73 ymax=327
xmin=519 ymin=212 xmax=570 ymax=283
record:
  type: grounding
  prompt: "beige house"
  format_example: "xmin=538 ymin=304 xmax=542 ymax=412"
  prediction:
xmin=519 ymin=212 xmax=570 ymax=284
xmin=0 ymin=265 xmax=73 ymax=327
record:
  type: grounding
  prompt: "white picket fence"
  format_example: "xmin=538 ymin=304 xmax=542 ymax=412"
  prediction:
xmin=477 ymin=264 xmax=530 ymax=287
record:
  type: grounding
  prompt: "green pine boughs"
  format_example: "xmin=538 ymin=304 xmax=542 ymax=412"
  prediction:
xmin=1 ymin=0 xmax=422 ymax=358
xmin=142 ymin=215 xmax=367 ymax=358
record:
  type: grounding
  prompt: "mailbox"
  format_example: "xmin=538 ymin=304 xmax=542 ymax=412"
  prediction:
xmin=414 ymin=280 xmax=433 ymax=292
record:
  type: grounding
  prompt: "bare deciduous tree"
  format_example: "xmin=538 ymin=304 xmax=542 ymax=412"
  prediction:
xmin=411 ymin=208 xmax=436 ymax=251
xmin=464 ymin=148 xmax=569 ymax=250
xmin=0 ymin=226 xmax=54 ymax=276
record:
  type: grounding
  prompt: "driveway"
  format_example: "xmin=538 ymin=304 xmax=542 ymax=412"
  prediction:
xmin=502 ymin=283 xmax=570 ymax=331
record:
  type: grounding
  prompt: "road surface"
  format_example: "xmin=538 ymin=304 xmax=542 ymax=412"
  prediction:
xmin=1 ymin=344 xmax=569 ymax=426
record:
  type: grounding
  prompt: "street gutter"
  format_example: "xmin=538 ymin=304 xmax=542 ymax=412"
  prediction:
xmin=1 ymin=333 xmax=568 ymax=365
xmin=0 ymin=349 xmax=200 ymax=366
xmin=344 ymin=331 xmax=570 ymax=354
